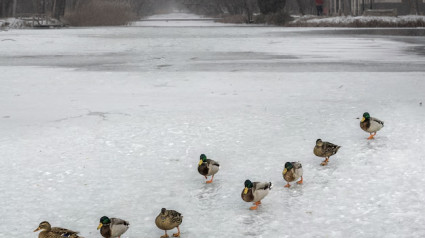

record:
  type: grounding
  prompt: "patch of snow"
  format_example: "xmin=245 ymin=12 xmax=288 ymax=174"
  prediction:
xmin=293 ymin=14 xmax=425 ymax=24
xmin=145 ymin=13 xmax=211 ymax=20
xmin=0 ymin=18 xmax=27 ymax=29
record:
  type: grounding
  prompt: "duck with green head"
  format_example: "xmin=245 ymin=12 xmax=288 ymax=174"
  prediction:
xmin=197 ymin=154 xmax=220 ymax=183
xmin=360 ymin=112 xmax=384 ymax=139
xmin=97 ymin=216 xmax=129 ymax=238
xmin=34 ymin=221 xmax=82 ymax=238
xmin=155 ymin=208 xmax=183 ymax=238
xmin=241 ymin=179 xmax=272 ymax=210
xmin=283 ymin=162 xmax=303 ymax=188
xmin=314 ymin=139 xmax=341 ymax=166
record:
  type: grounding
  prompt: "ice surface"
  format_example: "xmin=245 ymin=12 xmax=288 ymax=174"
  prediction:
xmin=135 ymin=12 xmax=243 ymax=27
xmin=1 ymin=15 xmax=425 ymax=238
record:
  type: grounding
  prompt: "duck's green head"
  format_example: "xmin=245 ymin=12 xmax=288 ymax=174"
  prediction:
xmin=34 ymin=221 xmax=51 ymax=232
xmin=244 ymin=180 xmax=253 ymax=194
xmin=283 ymin=162 xmax=293 ymax=175
xmin=361 ymin=112 xmax=370 ymax=122
xmin=199 ymin=154 xmax=207 ymax=166
xmin=97 ymin=216 xmax=111 ymax=230
xmin=316 ymin=139 xmax=323 ymax=146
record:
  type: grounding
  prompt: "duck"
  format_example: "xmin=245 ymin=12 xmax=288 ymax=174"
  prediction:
xmin=197 ymin=154 xmax=220 ymax=183
xmin=282 ymin=162 xmax=303 ymax=188
xmin=155 ymin=208 xmax=183 ymax=238
xmin=360 ymin=112 xmax=384 ymax=139
xmin=34 ymin=221 xmax=83 ymax=238
xmin=97 ymin=216 xmax=129 ymax=238
xmin=313 ymin=139 xmax=341 ymax=166
xmin=241 ymin=180 xmax=272 ymax=210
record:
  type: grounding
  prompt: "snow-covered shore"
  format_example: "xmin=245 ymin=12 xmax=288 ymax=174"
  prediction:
xmin=288 ymin=15 xmax=425 ymax=27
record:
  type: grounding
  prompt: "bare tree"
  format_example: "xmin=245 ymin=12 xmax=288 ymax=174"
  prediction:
xmin=296 ymin=0 xmax=306 ymax=15
xmin=408 ymin=0 xmax=419 ymax=14
xmin=343 ymin=0 xmax=351 ymax=15
xmin=258 ymin=0 xmax=286 ymax=14
xmin=1 ymin=0 xmax=12 ymax=17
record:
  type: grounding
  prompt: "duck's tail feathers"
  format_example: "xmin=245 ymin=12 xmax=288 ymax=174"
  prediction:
xmin=267 ymin=182 xmax=273 ymax=190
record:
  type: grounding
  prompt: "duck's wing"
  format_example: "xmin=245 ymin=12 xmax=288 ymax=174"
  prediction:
xmin=167 ymin=210 xmax=183 ymax=225
xmin=371 ymin=117 xmax=384 ymax=126
xmin=51 ymin=227 xmax=80 ymax=236
xmin=323 ymin=142 xmax=341 ymax=155
xmin=111 ymin=218 xmax=129 ymax=226
xmin=110 ymin=218 xmax=129 ymax=237
xmin=370 ymin=117 xmax=384 ymax=131
xmin=207 ymin=159 xmax=220 ymax=167
xmin=253 ymin=182 xmax=272 ymax=191
xmin=167 ymin=209 xmax=182 ymax=218
xmin=292 ymin=162 xmax=302 ymax=169
xmin=252 ymin=182 xmax=272 ymax=201
xmin=292 ymin=162 xmax=303 ymax=177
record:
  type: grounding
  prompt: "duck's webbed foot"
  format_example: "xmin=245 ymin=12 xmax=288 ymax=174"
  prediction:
xmin=172 ymin=227 xmax=181 ymax=237
xmin=250 ymin=201 xmax=261 ymax=210
xmin=297 ymin=176 xmax=303 ymax=184
xmin=367 ymin=132 xmax=376 ymax=140
xmin=320 ymin=158 xmax=329 ymax=166
xmin=206 ymin=175 xmax=214 ymax=183
xmin=161 ymin=231 xmax=169 ymax=238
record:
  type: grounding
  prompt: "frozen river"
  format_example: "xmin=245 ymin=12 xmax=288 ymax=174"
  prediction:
xmin=1 ymin=16 xmax=425 ymax=238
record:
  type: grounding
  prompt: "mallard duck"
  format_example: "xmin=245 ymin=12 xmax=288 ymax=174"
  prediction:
xmin=197 ymin=154 xmax=220 ymax=183
xmin=97 ymin=216 xmax=129 ymax=238
xmin=314 ymin=139 xmax=341 ymax=166
xmin=155 ymin=208 xmax=183 ymax=238
xmin=241 ymin=180 xmax=272 ymax=210
xmin=282 ymin=162 xmax=303 ymax=188
xmin=360 ymin=112 xmax=384 ymax=139
xmin=34 ymin=221 xmax=83 ymax=238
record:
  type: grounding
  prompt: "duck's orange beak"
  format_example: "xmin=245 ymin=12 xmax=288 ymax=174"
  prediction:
xmin=361 ymin=117 xmax=365 ymax=122
xmin=283 ymin=168 xmax=287 ymax=175
xmin=243 ymin=187 xmax=248 ymax=194
xmin=34 ymin=227 xmax=41 ymax=232
xmin=97 ymin=223 xmax=103 ymax=230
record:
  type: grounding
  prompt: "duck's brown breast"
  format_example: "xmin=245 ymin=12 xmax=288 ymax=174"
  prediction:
xmin=100 ymin=225 xmax=111 ymax=238
xmin=360 ymin=120 xmax=370 ymax=132
xmin=284 ymin=170 xmax=296 ymax=182
xmin=241 ymin=189 xmax=254 ymax=202
xmin=198 ymin=163 xmax=208 ymax=176
xmin=155 ymin=215 xmax=178 ymax=230
xmin=313 ymin=146 xmax=324 ymax=157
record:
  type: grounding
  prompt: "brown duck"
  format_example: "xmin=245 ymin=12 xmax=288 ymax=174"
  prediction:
xmin=313 ymin=139 xmax=341 ymax=166
xmin=155 ymin=208 xmax=183 ymax=238
xmin=34 ymin=221 xmax=83 ymax=238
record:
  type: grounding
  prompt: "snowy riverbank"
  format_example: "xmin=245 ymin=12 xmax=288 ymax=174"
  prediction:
xmin=288 ymin=14 xmax=425 ymax=27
